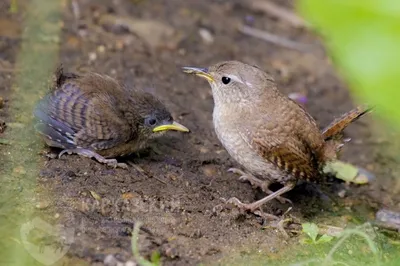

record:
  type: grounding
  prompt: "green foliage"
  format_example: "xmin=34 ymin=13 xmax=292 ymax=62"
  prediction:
xmin=131 ymin=221 xmax=162 ymax=266
xmin=298 ymin=0 xmax=400 ymax=127
xmin=299 ymin=223 xmax=381 ymax=266
xmin=10 ymin=0 xmax=18 ymax=13
xmin=150 ymin=250 xmax=161 ymax=266
xmin=301 ymin=223 xmax=334 ymax=244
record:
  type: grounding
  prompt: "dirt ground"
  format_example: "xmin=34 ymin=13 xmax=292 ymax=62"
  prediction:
xmin=1 ymin=0 xmax=400 ymax=265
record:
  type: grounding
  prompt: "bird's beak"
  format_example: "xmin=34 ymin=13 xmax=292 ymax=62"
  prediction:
xmin=153 ymin=121 xmax=190 ymax=133
xmin=182 ymin=67 xmax=214 ymax=82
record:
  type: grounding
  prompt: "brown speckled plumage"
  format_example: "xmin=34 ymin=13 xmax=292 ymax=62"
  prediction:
xmin=183 ymin=61 xmax=370 ymax=213
xmin=34 ymin=66 xmax=189 ymax=168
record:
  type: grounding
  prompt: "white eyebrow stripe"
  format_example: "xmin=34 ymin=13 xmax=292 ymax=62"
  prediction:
xmin=245 ymin=81 xmax=253 ymax=87
xmin=227 ymin=74 xmax=243 ymax=84
xmin=226 ymin=74 xmax=253 ymax=88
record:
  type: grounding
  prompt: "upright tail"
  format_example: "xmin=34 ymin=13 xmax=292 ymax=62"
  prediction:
xmin=50 ymin=64 xmax=80 ymax=91
xmin=322 ymin=105 xmax=373 ymax=141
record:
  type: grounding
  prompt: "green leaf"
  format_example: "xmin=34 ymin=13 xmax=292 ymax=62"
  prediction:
xmin=302 ymin=223 xmax=319 ymax=242
xmin=9 ymin=0 xmax=18 ymax=13
xmin=300 ymin=237 xmax=314 ymax=245
xmin=150 ymin=251 xmax=161 ymax=266
xmin=298 ymin=0 xmax=400 ymax=128
xmin=316 ymin=234 xmax=334 ymax=244
xmin=323 ymin=160 xmax=359 ymax=183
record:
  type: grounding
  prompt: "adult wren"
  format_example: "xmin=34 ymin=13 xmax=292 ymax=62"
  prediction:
xmin=183 ymin=61 xmax=370 ymax=214
xmin=34 ymin=67 xmax=189 ymax=168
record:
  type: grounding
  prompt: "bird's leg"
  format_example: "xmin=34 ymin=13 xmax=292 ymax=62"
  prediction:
xmin=58 ymin=148 xmax=128 ymax=169
xmin=228 ymin=168 xmax=292 ymax=204
xmin=227 ymin=182 xmax=295 ymax=213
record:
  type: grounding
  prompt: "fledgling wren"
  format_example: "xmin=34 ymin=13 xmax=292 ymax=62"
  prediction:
xmin=183 ymin=61 xmax=370 ymax=214
xmin=34 ymin=67 xmax=189 ymax=168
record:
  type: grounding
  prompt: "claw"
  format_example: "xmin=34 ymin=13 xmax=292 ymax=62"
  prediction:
xmin=57 ymin=148 xmax=128 ymax=169
xmin=253 ymin=210 xmax=280 ymax=221
xmin=115 ymin=162 xmax=128 ymax=169
xmin=229 ymin=168 xmax=292 ymax=205
xmin=226 ymin=184 xmax=295 ymax=213
xmin=226 ymin=197 xmax=246 ymax=209
xmin=227 ymin=168 xmax=245 ymax=175
xmin=58 ymin=149 xmax=72 ymax=158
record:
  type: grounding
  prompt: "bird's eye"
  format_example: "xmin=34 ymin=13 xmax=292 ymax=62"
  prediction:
xmin=147 ymin=118 xmax=157 ymax=126
xmin=221 ymin=76 xmax=231 ymax=85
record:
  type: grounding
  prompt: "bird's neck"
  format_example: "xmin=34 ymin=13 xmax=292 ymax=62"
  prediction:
xmin=212 ymin=100 xmax=251 ymax=129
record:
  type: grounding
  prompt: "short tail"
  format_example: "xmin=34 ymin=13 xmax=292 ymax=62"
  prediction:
xmin=322 ymin=105 xmax=373 ymax=141
xmin=50 ymin=64 xmax=80 ymax=91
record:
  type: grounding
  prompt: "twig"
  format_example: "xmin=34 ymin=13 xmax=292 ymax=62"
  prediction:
xmin=71 ymin=0 xmax=80 ymax=20
xmin=71 ymin=0 xmax=81 ymax=32
xmin=247 ymin=0 xmax=309 ymax=28
xmin=128 ymin=161 xmax=168 ymax=185
xmin=239 ymin=25 xmax=313 ymax=52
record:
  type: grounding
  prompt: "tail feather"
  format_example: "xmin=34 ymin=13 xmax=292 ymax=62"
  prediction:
xmin=51 ymin=64 xmax=80 ymax=91
xmin=322 ymin=105 xmax=373 ymax=141
xmin=33 ymin=98 xmax=77 ymax=149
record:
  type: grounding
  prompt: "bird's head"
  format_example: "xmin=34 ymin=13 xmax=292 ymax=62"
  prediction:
xmin=136 ymin=93 xmax=189 ymax=138
xmin=182 ymin=61 xmax=276 ymax=106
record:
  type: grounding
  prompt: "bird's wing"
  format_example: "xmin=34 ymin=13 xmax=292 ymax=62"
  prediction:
xmin=242 ymin=120 xmax=319 ymax=180
xmin=34 ymin=81 xmax=134 ymax=151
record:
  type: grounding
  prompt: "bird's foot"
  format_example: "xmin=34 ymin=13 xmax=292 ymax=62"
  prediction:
xmin=227 ymin=196 xmax=280 ymax=219
xmin=58 ymin=148 xmax=128 ymax=169
xmin=262 ymin=215 xmax=294 ymax=239
xmin=228 ymin=168 xmax=292 ymax=204
xmin=225 ymin=196 xmax=295 ymax=238
xmin=226 ymin=183 xmax=295 ymax=212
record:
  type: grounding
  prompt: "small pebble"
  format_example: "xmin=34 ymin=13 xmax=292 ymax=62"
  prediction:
xmin=375 ymin=209 xmax=400 ymax=231
xmin=167 ymin=173 xmax=178 ymax=181
xmin=104 ymin=254 xmax=120 ymax=266
xmin=46 ymin=153 xmax=57 ymax=159
xmin=124 ymin=261 xmax=137 ymax=266
xmin=355 ymin=167 xmax=376 ymax=183
xmin=178 ymin=48 xmax=186 ymax=56
xmin=35 ymin=201 xmax=50 ymax=209
xmin=122 ymin=192 xmax=136 ymax=199
xmin=88 ymin=52 xmax=97 ymax=61
xmin=97 ymin=45 xmax=106 ymax=53
xmin=201 ymin=165 xmax=218 ymax=177
xmin=66 ymin=36 xmax=80 ymax=48
xmin=215 ymin=149 xmax=225 ymax=154
xmin=338 ymin=189 xmax=346 ymax=198
xmin=198 ymin=28 xmax=214 ymax=44
xmin=199 ymin=147 xmax=209 ymax=153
